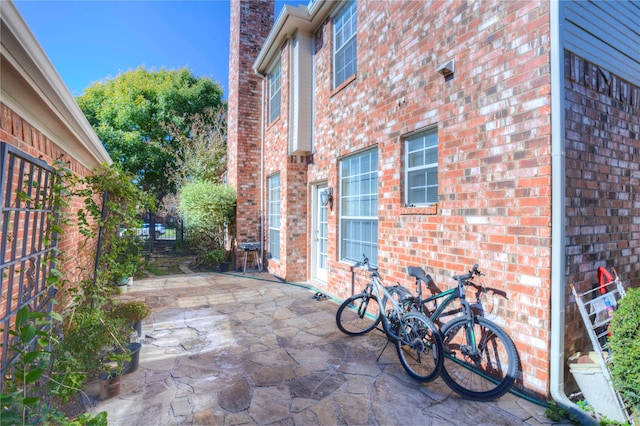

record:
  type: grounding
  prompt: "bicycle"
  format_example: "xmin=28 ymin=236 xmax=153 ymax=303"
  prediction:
xmin=335 ymin=255 xmax=443 ymax=382
xmin=403 ymin=264 xmax=518 ymax=401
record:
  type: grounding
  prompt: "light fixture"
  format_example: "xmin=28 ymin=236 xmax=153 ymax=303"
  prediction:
xmin=320 ymin=187 xmax=333 ymax=208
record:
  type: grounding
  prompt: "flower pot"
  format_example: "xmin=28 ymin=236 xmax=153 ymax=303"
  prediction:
xmin=568 ymin=352 xmax=628 ymax=423
xmin=132 ymin=320 xmax=142 ymax=338
xmin=117 ymin=342 xmax=142 ymax=375
xmin=217 ymin=262 xmax=229 ymax=273
xmin=127 ymin=276 xmax=134 ymax=286
xmin=116 ymin=284 xmax=127 ymax=294
xmin=99 ymin=372 xmax=121 ymax=399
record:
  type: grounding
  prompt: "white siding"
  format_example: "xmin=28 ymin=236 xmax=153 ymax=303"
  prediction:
xmin=289 ymin=32 xmax=313 ymax=155
xmin=563 ymin=0 xmax=640 ymax=86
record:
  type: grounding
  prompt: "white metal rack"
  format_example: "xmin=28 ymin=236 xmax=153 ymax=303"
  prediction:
xmin=570 ymin=268 xmax=630 ymax=423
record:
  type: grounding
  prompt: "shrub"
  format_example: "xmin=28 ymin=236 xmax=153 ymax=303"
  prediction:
xmin=110 ymin=301 xmax=151 ymax=322
xmin=609 ymin=286 xmax=640 ymax=413
xmin=179 ymin=180 xmax=236 ymax=255
xmin=204 ymin=249 xmax=225 ymax=266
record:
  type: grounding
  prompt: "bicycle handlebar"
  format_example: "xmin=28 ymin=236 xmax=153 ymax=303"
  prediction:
xmin=452 ymin=264 xmax=483 ymax=283
xmin=353 ymin=254 xmax=379 ymax=274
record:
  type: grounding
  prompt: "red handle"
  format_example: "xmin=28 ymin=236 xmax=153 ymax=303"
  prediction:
xmin=598 ymin=266 xmax=614 ymax=294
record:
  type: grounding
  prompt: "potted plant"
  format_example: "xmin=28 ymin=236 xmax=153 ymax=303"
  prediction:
xmin=608 ymin=287 xmax=640 ymax=422
xmin=110 ymin=300 xmax=151 ymax=338
xmin=99 ymin=340 xmax=132 ymax=399
xmin=114 ymin=233 xmax=143 ymax=289
xmin=64 ymin=304 xmax=130 ymax=370
xmin=205 ymin=248 xmax=227 ymax=272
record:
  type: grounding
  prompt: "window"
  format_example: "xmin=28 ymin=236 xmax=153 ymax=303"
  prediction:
xmin=333 ymin=0 xmax=357 ymax=88
xmin=268 ymin=173 xmax=281 ymax=259
xmin=405 ymin=128 xmax=438 ymax=206
xmin=340 ymin=148 xmax=378 ymax=265
xmin=269 ymin=61 xmax=281 ymax=123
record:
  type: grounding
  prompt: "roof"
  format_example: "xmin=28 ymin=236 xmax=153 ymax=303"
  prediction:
xmin=0 ymin=0 xmax=111 ymax=168
xmin=253 ymin=0 xmax=338 ymax=75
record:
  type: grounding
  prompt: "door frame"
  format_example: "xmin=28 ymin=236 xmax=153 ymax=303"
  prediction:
xmin=311 ymin=182 xmax=329 ymax=282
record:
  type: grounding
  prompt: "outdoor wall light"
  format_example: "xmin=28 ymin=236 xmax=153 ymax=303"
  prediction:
xmin=320 ymin=187 xmax=333 ymax=208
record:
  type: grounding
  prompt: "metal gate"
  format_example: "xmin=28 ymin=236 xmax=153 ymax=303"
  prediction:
xmin=138 ymin=212 xmax=184 ymax=255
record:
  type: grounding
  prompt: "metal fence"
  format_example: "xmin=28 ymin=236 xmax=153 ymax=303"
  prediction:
xmin=0 ymin=143 xmax=58 ymax=380
xmin=138 ymin=212 xmax=184 ymax=255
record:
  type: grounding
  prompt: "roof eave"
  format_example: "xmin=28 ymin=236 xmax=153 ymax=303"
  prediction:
xmin=0 ymin=0 xmax=112 ymax=168
xmin=253 ymin=1 xmax=336 ymax=75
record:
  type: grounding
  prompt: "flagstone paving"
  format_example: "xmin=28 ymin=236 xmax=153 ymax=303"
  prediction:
xmin=85 ymin=271 xmax=564 ymax=425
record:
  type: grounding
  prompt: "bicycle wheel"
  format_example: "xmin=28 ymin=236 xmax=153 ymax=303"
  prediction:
xmin=336 ymin=293 xmax=381 ymax=335
xmin=395 ymin=312 xmax=443 ymax=382
xmin=440 ymin=316 xmax=518 ymax=401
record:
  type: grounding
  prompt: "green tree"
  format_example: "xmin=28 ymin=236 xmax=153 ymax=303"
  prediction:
xmin=162 ymin=105 xmax=227 ymax=189
xmin=76 ymin=67 xmax=224 ymax=203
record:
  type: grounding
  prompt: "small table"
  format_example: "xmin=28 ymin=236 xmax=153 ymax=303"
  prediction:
xmin=240 ymin=242 xmax=262 ymax=273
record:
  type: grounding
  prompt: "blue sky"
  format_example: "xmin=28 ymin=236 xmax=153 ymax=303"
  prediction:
xmin=14 ymin=1 xmax=308 ymax=99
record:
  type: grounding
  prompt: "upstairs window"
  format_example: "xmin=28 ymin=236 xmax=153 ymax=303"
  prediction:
xmin=269 ymin=61 xmax=281 ymax=123
xmin=333 ymin=0 xmax=357 ymax=88
xmin=404 ymin=128 xmax=438 ymax=206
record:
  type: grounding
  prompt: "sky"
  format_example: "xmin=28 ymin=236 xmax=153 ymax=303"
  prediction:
xmin=13 ymin=0 xmax=309 ymax=99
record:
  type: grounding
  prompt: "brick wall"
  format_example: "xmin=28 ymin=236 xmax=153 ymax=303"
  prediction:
xmin=0 ymin=102 xmax=97 ymax=306
xmin=260 ymin=37 xmax=312 ymax=281
xmin=564 ymin=52 xmax=640 ymax=357
xmin=228 ymin=0 xmax=273 ymax=265
xmin=308 ymin=0 xmax=551 ymax=397
xmin=246 ymin=0 xmax=554 ymax=397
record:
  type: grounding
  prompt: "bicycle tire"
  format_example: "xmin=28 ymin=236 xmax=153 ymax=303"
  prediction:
xmin=336 ymin=293 xmax=381 ymax=335
xmin=440 ymin=316 xmax=518 ymax=401
xmin=395 ymin=312 xmax=443 ymax=382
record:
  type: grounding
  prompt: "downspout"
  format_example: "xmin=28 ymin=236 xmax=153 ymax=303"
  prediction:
xmin=259 ymin=73 xmax=266 ymax=266
xmin=549 ymin=3 xmax=595 ymax=424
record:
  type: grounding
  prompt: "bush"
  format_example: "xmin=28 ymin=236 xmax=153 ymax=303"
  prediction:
xmin=110 ymin=301 xmax=151 ymax=322
xmin=609 ymin=286 xmax=640 ymax=413
xmin=204 ymin=249 xmax=225 ymax=266
xmin=179 ymin=180 xmax=236 ymax=256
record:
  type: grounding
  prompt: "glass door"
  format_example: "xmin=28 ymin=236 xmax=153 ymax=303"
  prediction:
xmin=313 ymin=184 xmax=329 ymax=282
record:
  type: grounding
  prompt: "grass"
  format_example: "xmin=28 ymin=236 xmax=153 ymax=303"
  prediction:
xmin=137 ymin=256 xmax=192 ymax=277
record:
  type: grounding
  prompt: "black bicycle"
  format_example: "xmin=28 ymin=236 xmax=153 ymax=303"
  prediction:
xmin=403 ymin=264 xmax=518 ymax=401
xmin=335 ymin=256 xmax=443 ymax=382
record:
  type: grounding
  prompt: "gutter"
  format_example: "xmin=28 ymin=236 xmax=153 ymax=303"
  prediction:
xmin=549 ymin=3 xmax=596 ymax=424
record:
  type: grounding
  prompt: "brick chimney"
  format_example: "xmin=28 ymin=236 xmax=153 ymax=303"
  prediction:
xmin=227 ymin=0 xmax=273 ymax=267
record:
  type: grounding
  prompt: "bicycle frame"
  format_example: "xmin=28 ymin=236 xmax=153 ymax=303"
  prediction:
xmin=411 ymin=271 xmax=479 ymax=357
xmin=360 ymin=267 xmax=419 ymax=345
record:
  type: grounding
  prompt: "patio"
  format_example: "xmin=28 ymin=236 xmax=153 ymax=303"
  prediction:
xmin=84 ymin=270 xmax=557 ymax=425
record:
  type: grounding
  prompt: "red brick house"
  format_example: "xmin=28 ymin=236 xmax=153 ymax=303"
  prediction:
xmin=227 ymin=0 xmax=639 ymax=410
xmin=0 ymin=1 xmax=111 ymax=373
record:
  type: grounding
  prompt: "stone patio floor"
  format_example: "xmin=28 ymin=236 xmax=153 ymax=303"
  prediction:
xmin=83 ymin=270 xmax=567 ymax=425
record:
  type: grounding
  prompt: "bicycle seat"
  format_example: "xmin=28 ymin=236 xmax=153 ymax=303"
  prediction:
xmin=408 ymin=266 xmax=429 ymax=283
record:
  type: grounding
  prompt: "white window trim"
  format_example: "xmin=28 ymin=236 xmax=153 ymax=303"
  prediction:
xmin=333 ymin=0 xmax=357 ymax=89
xmin=404 ymin=127 xmax=438 ymax=207
xmin=269 ymin=61 xmax=281 ymax=123
xmin=339 ymin=148 xmax=378 ymax=265
xmin=268 ymin=173 xmax=281 ymax=260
